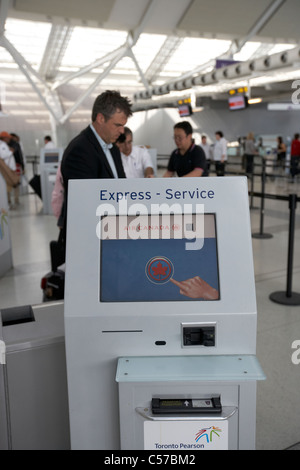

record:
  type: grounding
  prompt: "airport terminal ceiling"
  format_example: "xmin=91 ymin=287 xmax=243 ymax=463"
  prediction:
xmin=0 ymin=0 xmax=300 ymax=123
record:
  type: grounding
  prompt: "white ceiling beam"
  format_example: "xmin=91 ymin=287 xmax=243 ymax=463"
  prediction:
xmin=0 ymin=35 xmax=64 ymax=123
xmin=52 ymin=44 xmax=128 ymax=90
xmin=227 ymin=0 xmax=286 ymax=56
xmin=53 ymin=0 xmax=158 ymax=92
xmin=130 ymin=0 xmax=161 ymax=46
xmin=59 ymin=47 xmax=128 ymax=124
xmin=124 ymin=0 xmax=166 ymax=92
xmin=126 ymin=48 xmax=150 ymax=90
xmin=1 ymin=35 xmax=50 ymax=88
xmin=54 ymin=1 xmax=159 ymax=110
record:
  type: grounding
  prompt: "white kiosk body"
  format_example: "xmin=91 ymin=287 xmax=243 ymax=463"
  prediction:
xmin=64 ymin=177 xmax=265 ymax=450
xmin=40 ymin=148 xmax=63 ymax=215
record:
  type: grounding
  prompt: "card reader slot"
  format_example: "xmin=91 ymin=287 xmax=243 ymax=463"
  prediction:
xmin=136 ymin=405 xmax=237 ymax=422
xmin=181 ymin=322 xmax=216 ymax=347
xmin=152 ymin=396 xmax=222 ymax=415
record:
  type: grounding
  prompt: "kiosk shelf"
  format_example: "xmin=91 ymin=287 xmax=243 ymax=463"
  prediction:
xmin=116 ymin=355 xmax=266 ymax=383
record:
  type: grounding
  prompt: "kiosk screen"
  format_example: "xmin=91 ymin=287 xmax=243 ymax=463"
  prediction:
xmin=100 ymin=213 xmax=219 ymax=302
xmin=44 ymin=153 xmax=59 ymax=163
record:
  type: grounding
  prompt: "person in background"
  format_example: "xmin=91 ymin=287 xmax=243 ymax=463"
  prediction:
xmin=276 ymin=136 xmax=286 ymax=170
xmin=0 ymin=131 xmax=15 ymax=168
xmin=200 ymin=135 xmax=211 ymax=175
xmin=51 ymin=164 xmax=64 ymax=226
xmin=44 ymin=135 xmax=55 ymax=149
xmin=0 ymin=131 xmax=18 ymax=207
xmin=244 ymin=132 xmax=258 ymax=175
xmin=213 ymin=131 xmax=227 ymax=176
xmin=163 ymin=121 xmax=207 ymax=178
xmin=116 ymin=127 xmax=154 ymax=178
xmin=290 ymin=133 xmax=300 ymax=182
xmin=10 ymin=132 xmax=25 ymax=175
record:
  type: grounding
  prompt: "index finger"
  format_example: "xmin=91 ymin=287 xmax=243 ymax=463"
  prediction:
xmin=170 ymin=278 xmax=181 ymax=287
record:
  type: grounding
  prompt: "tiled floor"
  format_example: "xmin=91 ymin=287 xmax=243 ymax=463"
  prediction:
xmin=0 ymin=169 xmax=300 ymax=450
xmin=250 ymin=178 xmax=300 ymax=450
xmin=0 ymin=193 xmax=58 ymax=308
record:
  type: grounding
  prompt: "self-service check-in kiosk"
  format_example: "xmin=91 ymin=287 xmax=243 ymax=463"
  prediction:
xmin=40 ymin=148 xmax=63 ymax=215
xmin=64 ymin=176 xmax=265 ymax=450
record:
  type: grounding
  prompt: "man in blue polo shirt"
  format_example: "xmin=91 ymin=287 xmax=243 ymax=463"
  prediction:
xmin=163 ymin=121 xmax=208 ymax=178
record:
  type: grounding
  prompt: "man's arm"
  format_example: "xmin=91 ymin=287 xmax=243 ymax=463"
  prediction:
xmin=140 ymin=147 xmax=154 ymax=178
xmin=144 ymin=166 xmax=154 ymax=178
xmin=182 ymin=168 xmax=203 ymax=177
xmin=163 ymin=169 xmax=175 ymax=177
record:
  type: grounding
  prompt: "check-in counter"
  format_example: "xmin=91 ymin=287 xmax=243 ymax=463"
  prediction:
xmin=0 ymin=302 xmax=70 ymax=450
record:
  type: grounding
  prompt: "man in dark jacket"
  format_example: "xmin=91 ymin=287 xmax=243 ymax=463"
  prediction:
xmin=60 ymin=90 xmax=132 ymax=251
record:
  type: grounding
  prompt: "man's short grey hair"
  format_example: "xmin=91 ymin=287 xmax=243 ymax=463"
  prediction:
xmin=92 ymin=90 xmax=132 ymax=122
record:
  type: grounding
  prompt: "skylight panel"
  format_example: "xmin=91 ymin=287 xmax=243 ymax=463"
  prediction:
xmin=268 ymin=43 xmax=295 ymax=55
xmin=112 ymin=56 xmax=138 ymax=75
xmin=131 ymin=33 xmax=167 ymax=72
xmin=233 ymin=42 xmax=261 ymax=62
xmin=161 ymin=38 xmax=231 ymax=75
xmin=4 ymin=18 xmax=51 ymax=69
xmin=61 ymin=26 xmax=127 ymax=70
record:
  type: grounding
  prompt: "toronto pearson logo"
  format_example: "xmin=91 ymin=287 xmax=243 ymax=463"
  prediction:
xmin=195 ymin=426 xmax=222 ymax=444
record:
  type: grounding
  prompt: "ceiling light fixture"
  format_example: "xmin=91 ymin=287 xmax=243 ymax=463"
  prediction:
xmin=248 ymin=97 xmax=262 ymax=104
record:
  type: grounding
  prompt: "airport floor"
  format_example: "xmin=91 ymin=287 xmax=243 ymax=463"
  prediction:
xmin=0 ymin=167 xmax=300 ymax=451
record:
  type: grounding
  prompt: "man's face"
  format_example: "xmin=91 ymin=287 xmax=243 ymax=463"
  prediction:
xmin=118 ymin=133 xmax=133 ymax=156
xmin=96 ymin=110 xmax=127 ymax=144
xmin=173 ymin=128 xmax=191 ymax=152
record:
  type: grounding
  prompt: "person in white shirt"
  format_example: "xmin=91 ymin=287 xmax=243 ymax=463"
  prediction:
xmin=213 ymin=131 xmax=227 ymax=176
xmin=44 ymin=135 xmax=56 ymax=149
xmin=0 ymin=132 xmax=16 ymax=171
xmin=116 ymin=127 xmax=154 ymax=178
xmin=0 ymin=131 xmax=17 ymax=207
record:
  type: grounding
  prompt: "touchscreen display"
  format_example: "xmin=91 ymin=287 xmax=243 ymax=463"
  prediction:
xmin=100 ymin=214 xmax=219 ymax=302
xmin=44 ymin=154 xmax=59 ymax=163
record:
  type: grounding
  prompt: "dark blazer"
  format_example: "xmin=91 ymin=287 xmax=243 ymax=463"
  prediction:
xmin=60 ymin=125 xmax=126 ymax=248
xmin=61 ymin=125 xmax=126 ymax=189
